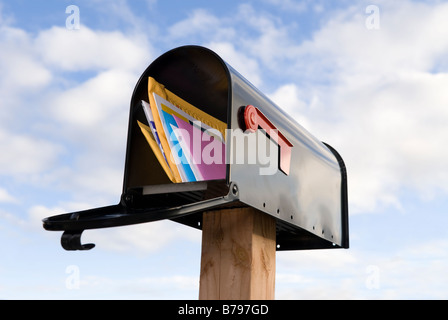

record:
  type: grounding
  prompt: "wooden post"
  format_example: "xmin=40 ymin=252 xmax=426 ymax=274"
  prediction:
xmin=199 ymin=207 xmax=276 ymax=300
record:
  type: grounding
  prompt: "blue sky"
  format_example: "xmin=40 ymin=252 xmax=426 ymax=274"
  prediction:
xmin=1 ymin=0 xmax=448 ymax=299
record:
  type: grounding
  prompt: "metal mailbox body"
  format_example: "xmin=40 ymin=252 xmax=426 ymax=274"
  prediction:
xmin=43 ymin=45 xmax=348 ymax=251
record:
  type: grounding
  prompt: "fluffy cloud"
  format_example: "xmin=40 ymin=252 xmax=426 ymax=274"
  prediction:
xmin=207 ymin=41 xmax=263 ymax=87
xmin=265 ymin=1 xmax=448 ymax=213
xmin=168 ymin=9 xmax=220 ymax=39
xmin=48 ymin=69 xmax=134 ymax=127
xmin=84 ymin=220 xmax=201 ymax=254
xmin=0 ymin=25 xmax=52 ymax=92
xmin=0 ymin=17 xmax=151 ymax=204
xmin=261 ymin=0 xmax=308 ymax=13
xmin=167 ymin=8 xmax=236 ymax=42
xmin=276 ymin=238 xmax=448 ymax=299
xmin=35 ymin=26 xmax=151 ymax=72
xmin=0 ymin=129 xmax=63 ymax=176
xmin=0 ymin=188 xmax=17 ymax=203
xmin=268 ymin=84 xmax=311 ymax=128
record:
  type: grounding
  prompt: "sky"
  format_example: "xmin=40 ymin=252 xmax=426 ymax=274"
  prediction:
xmin=1 ymin=0 xmax=448 ymax=300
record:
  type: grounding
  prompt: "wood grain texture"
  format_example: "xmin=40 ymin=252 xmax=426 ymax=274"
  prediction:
xmin=199 ymin=207 xmax=276 ymax=300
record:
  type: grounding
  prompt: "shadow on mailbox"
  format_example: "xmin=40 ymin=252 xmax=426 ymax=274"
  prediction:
xmin=43 ymin=45 xmax=349 ymax=251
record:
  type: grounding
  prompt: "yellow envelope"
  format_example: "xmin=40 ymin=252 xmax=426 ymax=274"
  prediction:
xmin=137 ymin=120 xmax=176 ymax=183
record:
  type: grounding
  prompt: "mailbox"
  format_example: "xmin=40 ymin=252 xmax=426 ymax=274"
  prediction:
xmin=43 ymin=45 xmax=349 ymax=251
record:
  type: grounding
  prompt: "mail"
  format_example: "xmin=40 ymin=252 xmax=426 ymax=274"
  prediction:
xmin=137 ymin=77 xmax=226 ymax=183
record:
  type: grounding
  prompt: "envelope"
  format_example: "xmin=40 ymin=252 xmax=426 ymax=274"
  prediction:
xmin=137 ymin=77 xmax=227 ymax=183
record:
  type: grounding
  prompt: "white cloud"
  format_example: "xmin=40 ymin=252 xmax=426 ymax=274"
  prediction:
xmin=261 ymin=1 xmax=448 ymax=213
xmin=207 ymin=41 xmax=263 ymax=87
xmin=41 ymin=67 xmax=133 ymax=201
xmin=28 ymin=205 xmax=66 ymax=229
xmin=0 ymin=25 xmax=52 ymax=92
xmin=366 ymin=240 xmax=448 ymax=299
xmin=237 ymin=4 xmax=295 ymax=70
xmin=278 ymin=248 xmax=358 ymax=270
xmin=70 ymin=273 xmax=199 ymax=299
xmin=168 ymin=9 xmax=221 ymax=39
xmin=0 ymin=188 xmax=17 ymax=203
xmin=276 ymin=249 xmax=361 ymax=299
xmin=0 ymin=15 xmax=155 ymax=204
xmin=84 ymin=220 xmax=201 ymax=254
xmin=276 ymin=238 xmax=448 ymax=299
xmin=0 ymin=23 xmax=51 ymax=131
xmin=0 ymin=129 xmax=63 ymax=176
xmin=49 ymin=69 xmax=135 ymax=127
xmin=261 ymin=0 xmax=308 ymax=13
xmin=297 ymin=2 xmax=448 ymax=78
xmin=67 ymin=164 xmax=124 ymax=202
xmin=268 ymin=84 xmax=311 ymax=129
xmin=35 ymin=26 xmax=150 ymax=72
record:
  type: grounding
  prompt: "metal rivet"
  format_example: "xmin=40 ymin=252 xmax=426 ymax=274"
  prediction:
xmin=232 ymin=184 xmax=238 ymax=195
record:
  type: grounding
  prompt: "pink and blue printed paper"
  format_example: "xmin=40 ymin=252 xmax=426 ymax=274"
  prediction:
xmin=173 ymin=114 xmax=225 ymax=181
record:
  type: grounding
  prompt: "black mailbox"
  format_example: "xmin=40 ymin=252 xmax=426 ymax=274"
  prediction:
xmin=43 ymin=45 xmax=349 ymax=251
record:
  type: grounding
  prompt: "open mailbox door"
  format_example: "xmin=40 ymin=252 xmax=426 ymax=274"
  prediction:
xmin=43 ymin=45 xmax=349 ymax=251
